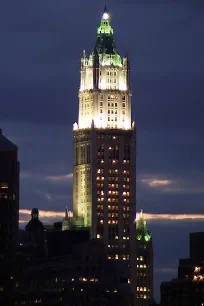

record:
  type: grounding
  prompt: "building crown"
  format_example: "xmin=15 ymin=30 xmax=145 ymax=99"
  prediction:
xmin=94 ymin=6 xmax=117 ymax=56
xmin=136 ymin=210 xmax=151 ymax=242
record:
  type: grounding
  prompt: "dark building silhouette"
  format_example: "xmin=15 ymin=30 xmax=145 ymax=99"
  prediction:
xmin=190 ymin=232 xmax=204 ymax=261
xmin=160 ymin=232 xmax=204 ymax=306
xmin=0 ymin=129 xmax=19 ymax=305
xmin=46 ymin=227 xmax=90 ymax=257
xmin=135 ymin=211 xmax=154 ymax=305
xmin=25 ymin=208 xmax=45 ymax=256
xmin=14 ymin=239 xmax=132 ymax=305
xmin=0 ymin=128 xmax=19 ymax=261
xmin=16 ymin=229 xmax=40 ymax=261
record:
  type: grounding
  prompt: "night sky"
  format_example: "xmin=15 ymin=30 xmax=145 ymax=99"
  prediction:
xmin=1 ymin=0 xmax=204 ymax=300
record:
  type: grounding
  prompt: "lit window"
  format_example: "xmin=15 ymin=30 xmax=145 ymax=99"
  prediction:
xmin=0 ymin=183 xmax=8 ymax=189
xmin=97 ymin=234 xmax=100 ymax=239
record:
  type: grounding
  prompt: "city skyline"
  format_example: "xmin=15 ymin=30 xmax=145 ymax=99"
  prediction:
xmin=1 ymin=0 xmax=204 ymax=300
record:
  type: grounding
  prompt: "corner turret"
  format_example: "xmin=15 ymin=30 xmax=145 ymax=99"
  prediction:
xmin=135 ymin=210 xmax=154 ymax=304
xmin=62 ymin=206 xmax=72 ymax=231
xmin=136 ymin=210 xmax=151 ymax=242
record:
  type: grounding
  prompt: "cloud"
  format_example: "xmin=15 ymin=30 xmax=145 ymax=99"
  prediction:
xmin=145 ymin=213 xmax=204 ymax=221
xmin=141 ymin=178 xmax=173 ymax=187
xmin=20 ymin=171 xmax=73 ymax=183
xmin=20 ymin=209 xmax=68 ymax=218
xmin=43 ymin=192 xmax=53 ymax=201
xmin=139 ymin=175 xmax=204 ymax=195
xmin=19 ymin=210 xmax=204 ymax=225
xmin=45 ymin=173 xmax=73 ymax=182
xmin=19 ymin=209 xmax=73 ymax=226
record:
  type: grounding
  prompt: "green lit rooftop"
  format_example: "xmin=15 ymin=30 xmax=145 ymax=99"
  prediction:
xmin=135 ymin=210 xmax=152 ymax=242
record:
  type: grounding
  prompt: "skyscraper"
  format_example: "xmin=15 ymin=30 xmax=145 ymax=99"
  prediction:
xmin=0 ymin=128 xmax=19 ymax=304
xmin=0 ymin=128 xmax=19 ymax=262
xmin=72 ymin=6 xmax=136 ymax=286
xmin=135 ymin=211 xmax=153 ymax=305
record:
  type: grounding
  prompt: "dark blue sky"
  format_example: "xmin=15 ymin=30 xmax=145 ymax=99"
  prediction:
xmin=1 ymin=0 xmax=204 ymax=300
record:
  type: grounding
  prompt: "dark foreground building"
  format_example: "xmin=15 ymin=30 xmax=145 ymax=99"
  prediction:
xmin=0 ymin=129 xmax=20 ymax=305
xmin=15 ymin=238 xmax=132 ymax=305
xmin=160 ymin=232 xmax=204 ymax=306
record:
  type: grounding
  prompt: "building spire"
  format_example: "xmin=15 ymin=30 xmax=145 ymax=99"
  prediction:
xmin=102 ymin=5 xmax=109 ymax=20
xmin=65 ymin=206 xmax=69 ymax=218
xmin=94 ymin=7 xmax=117 ymax=55
xmin=136 ymin=210 xmax=151 ymax=242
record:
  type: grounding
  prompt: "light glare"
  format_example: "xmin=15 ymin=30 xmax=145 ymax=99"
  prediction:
xmin=103 ymin=12 xmax=109 ymax=20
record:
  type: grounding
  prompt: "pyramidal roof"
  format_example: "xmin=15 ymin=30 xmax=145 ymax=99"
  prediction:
xmin=94 ymin=6 xmax=117 ymax=55
xmin=0 ymin=129 xmax=18 ymax=151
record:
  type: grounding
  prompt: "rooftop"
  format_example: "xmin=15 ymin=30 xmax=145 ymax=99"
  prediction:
xmin=0 ymin=129 xmax=18 ymax=151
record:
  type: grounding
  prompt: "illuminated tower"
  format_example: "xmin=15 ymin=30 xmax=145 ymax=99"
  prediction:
xmin=72 ymin=6 xmax=136 ymax=284
xmin=135 ymin=211 xmax=153 ymax=305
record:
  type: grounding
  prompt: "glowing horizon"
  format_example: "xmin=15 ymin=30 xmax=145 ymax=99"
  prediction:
xmin=19 ymin=209 xmax=204 ymax=223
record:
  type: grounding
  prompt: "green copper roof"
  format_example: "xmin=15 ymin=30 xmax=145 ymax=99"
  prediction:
xmin=136 ymin=210 xmax=151 ymax=242
xmin=94 ymin=7 xmax=117 ymax=55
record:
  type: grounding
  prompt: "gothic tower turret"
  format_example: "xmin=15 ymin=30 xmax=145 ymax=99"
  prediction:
xmin=135 ymin=210 xmax=154 ymax=305
xmin=62 ymin=206 xmax=71 ymax=231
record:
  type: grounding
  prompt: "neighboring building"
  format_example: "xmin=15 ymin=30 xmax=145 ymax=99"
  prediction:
xmin=160 ymin=232 xmax=204 ymax=306
xmin=62 ymin=206 xmax=72 ymax=231
xmin=72 ymin=6 xmax=136 ymax=290
xmin=16 ymin=229 xmax=38 ymax=260
xmin=135 ymin=210 xmax=153 ymax=305
xmin=0 ymin=128 xmax=20 ymax=262
xmin=15 ymin=239 xmax=132 ymax=306
xmin=189 ymin=232 xmax=204 ymax=262
xmin=25 ymin=208 xmax=45 ymax=257
xmin=46 ymin=228 xmax=90 ymax=257
xmin=0 ymin=128 xmax=20 ymax=305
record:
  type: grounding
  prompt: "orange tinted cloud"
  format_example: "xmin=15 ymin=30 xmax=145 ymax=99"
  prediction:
xmin=20 ymin=209 xmax=72 ymax=218
xmin=19 ymin=209 xmax=204 ymax=223
xmin=144 ymin=213 xmax=204 ymax=220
